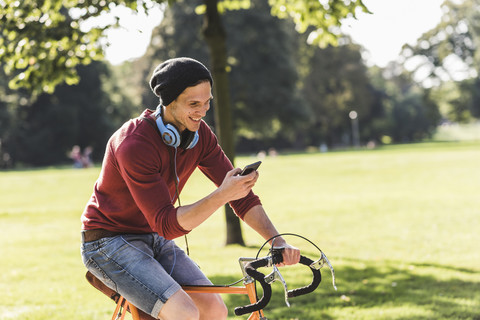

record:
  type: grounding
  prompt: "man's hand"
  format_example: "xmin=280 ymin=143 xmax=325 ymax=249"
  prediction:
xmin=273 ymin=242 xmax=301 ymax=266
xmin=217 ymin=168 xmax=259 ymax=202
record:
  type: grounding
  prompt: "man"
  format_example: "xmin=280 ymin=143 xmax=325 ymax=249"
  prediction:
xmin=81 ymin=57 xmax=300 ymax=320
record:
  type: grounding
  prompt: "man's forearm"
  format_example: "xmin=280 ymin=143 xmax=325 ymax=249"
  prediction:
xmin=243 ymin=204 xmax=300 ymax=265
xmin=176 ymin=188 xmax=228 ymax=231
xmin=243 ymin=205 xmax=287 ymax=246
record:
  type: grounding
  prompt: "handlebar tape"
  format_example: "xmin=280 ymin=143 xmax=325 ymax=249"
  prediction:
xmin=234 ymin=257 xmax=272 ymax=316
xmin=287 ymin=255 xmax=322 ymax=298
xmin=234 ymin=253 xmax=322 ymax=316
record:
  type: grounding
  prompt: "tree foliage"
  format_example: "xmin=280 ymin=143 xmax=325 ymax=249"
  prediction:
xmin=1 ymin=0 xmax=369 ymax=96
xmin=1 ymin=61 xmax=135 ymax=167
xmin=0 ymin=0 xmax=152 ymax=95
xmin=400 ymin=0 xmax=480 ymax=121
xmin=225 ymin=0 xmax=312 ymax=143
xmin=138 ymin=0 xmax=210 ymax=110
xmin=370 ymin=64 xmax=441 ymax=142
xmin=269 ymin=0 xmax=369 ymax=47
xmin=402 ymin=0 xmax=480 ymax=76
xmin=299 ymin=39 xmax=383 ymax=146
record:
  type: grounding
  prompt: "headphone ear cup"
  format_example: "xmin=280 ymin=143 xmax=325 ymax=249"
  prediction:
xmin=165 ymin=124 xmax=181 ymax=148
xmin=156 ymin=117 xmax=181 ymax=148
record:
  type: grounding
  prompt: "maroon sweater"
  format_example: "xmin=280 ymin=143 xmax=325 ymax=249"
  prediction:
xmin=81 ymin=109 xmax=261 ymax=239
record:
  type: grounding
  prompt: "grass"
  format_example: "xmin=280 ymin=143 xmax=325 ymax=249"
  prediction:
xmin=1 ymin=141 xmax=479 ymax=319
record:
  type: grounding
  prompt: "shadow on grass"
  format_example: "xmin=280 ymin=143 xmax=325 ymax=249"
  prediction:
xmin=209 ymin=260 xmax=480 ymax=320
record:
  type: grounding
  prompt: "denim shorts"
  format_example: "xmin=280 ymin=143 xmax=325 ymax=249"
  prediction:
xmin=81 ymin=233 xmax=211 ymax=318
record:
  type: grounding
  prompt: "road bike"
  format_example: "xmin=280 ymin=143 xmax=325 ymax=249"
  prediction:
xmin=85 ymin=234 xmax=337 ymax=320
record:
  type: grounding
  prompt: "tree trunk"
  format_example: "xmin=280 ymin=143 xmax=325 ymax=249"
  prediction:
xmin=202 ymin=0 xmax=245 ymax=246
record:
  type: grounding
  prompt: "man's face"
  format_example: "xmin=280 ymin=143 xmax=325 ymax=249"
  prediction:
xmin=164 ymin=81 xmax=212 ymax=133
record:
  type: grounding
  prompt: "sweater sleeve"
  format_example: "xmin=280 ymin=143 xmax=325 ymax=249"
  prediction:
xmin=197 ymin=124 xmax=261 ymax=219
xmin=115 ymin=135 xmax=189 ymax=240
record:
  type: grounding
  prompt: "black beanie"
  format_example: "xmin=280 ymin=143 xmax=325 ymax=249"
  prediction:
xmin=149 ymin=57 xmax=213 ymax=106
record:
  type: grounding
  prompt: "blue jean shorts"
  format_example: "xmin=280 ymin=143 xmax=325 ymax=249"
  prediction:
xmin=81 ymin=233 xmax=212 ymax=317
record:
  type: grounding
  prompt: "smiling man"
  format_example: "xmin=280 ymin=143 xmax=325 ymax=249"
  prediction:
xmin=80 ymin=57 xmax=299 ymax=320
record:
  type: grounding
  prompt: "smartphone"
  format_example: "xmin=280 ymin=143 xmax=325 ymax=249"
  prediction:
xmin=240 ymin=161 xmax=262 ymax=176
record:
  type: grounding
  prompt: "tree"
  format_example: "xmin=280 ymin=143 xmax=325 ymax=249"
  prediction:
xmin=373 ymin=63 xmax=441 ymax=143
xmin=199 ymin=0 xmax=369 ymax=244
xmin=449 ymin=77 xmax=480 ymax=120
xmin=402 ymin=0 xmax=480 ymax=77
xmin=7 ymin=61 xmax=133 ymax=166
xmin=400 ymin=0 xmax=480 ymax=120
xmin=0 ymin=66 xmax=17 ymax=168
xmin=0 ymin=0 xmax=150 ymax=95
xmin=299 ymin=38 xmax=383 ymax=147
xmin=140 ymin=0 xmax=311 ymax=144
xmin=225 ymin=0 xmax=312 ymax=145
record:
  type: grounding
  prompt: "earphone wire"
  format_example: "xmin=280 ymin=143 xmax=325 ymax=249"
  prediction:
xmin=172 ymin=147 xmax=190 ymax=256
xmin=157 ymin=105 xmax=190 ymax=257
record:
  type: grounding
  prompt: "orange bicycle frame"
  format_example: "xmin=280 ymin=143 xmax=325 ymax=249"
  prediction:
xmin=111 ymin=282 xmax=265 ymax=320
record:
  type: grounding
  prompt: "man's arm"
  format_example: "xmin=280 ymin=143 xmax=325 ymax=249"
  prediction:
xmin=243 ymin=205 xmax=300 ymax=266
xmin=177 ymin=165 xmax=300 ymax=266
xmin=176 ymin=168 xmax=257 ymax=231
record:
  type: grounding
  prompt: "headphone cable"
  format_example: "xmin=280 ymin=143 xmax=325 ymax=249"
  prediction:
xmin=172 ymin=147 xmax=190 ymax=256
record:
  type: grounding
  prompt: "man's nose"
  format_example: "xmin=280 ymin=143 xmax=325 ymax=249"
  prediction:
xmin=200 ymin=102 xmax=210 ymax=116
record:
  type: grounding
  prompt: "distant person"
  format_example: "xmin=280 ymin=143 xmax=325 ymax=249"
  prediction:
xmin=257 ymin=149 xmax=267 ymax=159
xmin=69 ymin=145 xmax=83 ymax=168
xmin=268 ymin=147 xmax=278 ymax=157
xmin=82 ymin=146 xmax=93 ymax=168
xmin=80 ymin=57 xmax=300 ymax=320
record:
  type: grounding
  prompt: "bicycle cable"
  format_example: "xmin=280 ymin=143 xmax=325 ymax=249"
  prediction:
xmin=255 ymin=232 xmax=325 ymax=260
xmin=222 ymin=277 xmax=248 ymax=287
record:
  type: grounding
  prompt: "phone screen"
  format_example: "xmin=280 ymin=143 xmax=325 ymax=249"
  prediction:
xmin=240 ymin=161 xmax=262 ymax=176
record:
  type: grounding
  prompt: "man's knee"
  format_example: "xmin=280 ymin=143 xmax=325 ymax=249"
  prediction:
xmin=197 ymin=293 xmax=228 ymax=320
xmin=158 ymin=290 xmax=199 ymax=320
xmin=211 ymin=300 xmax=228 ymax=319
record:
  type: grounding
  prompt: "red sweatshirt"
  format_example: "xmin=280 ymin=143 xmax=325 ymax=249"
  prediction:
xmin=81 ymin=109 xmax=261 ymax=239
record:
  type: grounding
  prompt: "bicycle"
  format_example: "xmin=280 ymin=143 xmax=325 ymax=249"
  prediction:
xmin=85 ymin=234 xmax=337 ymax=320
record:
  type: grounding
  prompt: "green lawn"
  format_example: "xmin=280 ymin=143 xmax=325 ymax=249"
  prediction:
xmin=1 ymin=141 xmax=479 ymax=319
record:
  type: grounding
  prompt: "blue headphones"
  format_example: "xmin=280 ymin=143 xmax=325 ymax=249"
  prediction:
xmin=154 ymin=105 xmax=199 ymax=149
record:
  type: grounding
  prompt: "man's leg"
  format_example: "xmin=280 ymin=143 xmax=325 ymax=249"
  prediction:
xmin=82 ymin=234 xmax=183 ymax=318
xmin=82 ymin=234 xmax=227 ymax=320
xmin=153 ymin=235 xmax=228 ymax=319
xmin=157 ymin=290 xmax=199 ymax=320
xmin=191 ymin=292 xmax=228 ymax=320
xmin=158 ymin=290 xmax=227 ymax=320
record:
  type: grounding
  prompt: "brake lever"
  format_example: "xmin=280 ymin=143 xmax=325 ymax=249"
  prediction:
xmin=310 ymin=252 xmax=337 ymax=291
xmin=264 ymin=264 xmax=290 ymax=307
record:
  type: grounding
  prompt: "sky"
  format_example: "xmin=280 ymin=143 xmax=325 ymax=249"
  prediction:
xmin=103 ymin=4 xmax=164 ymax=65
xmin=341 ymin=0 xmax=445 ymax=67
xmin=104 ymin=0 xmax=445 ymax=67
